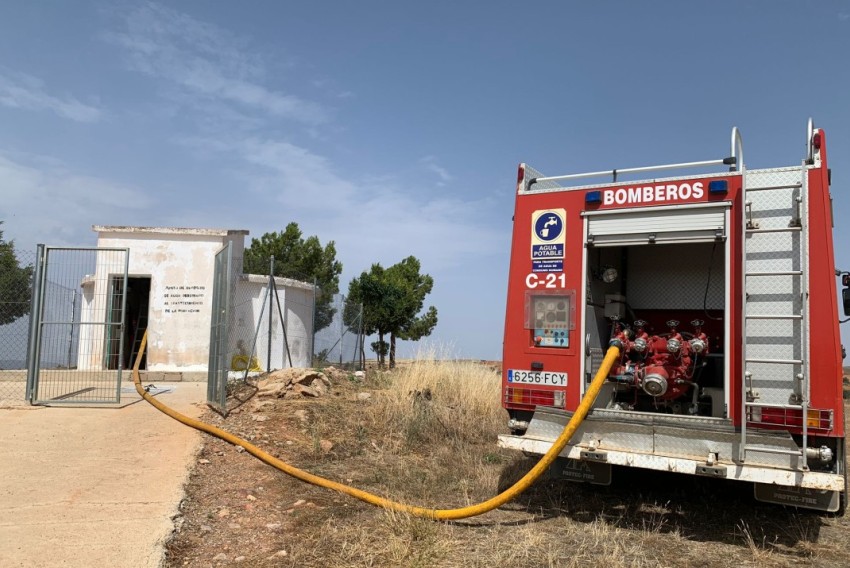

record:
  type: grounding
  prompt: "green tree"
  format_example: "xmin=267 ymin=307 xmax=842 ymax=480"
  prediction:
xmin=0 ymin=223 xmax=34 ymax=326
xmin=243 ymin=223 xmax=342 ymax=332
xmin=346 ymin=256 xmax=438 ymax=369
xmin=385 ymin=256 xmax=438 ymax=368
xmin=346 ymin=264 xmax=398 ymax=368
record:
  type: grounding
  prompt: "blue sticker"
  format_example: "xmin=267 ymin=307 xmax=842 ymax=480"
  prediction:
xmin=532 ymin=243 xmax=564 ymax=259
xmin=507 ymin=370 xmax=513 ymax=382
xmin=532 ymin=260 xmax=563 ymax=273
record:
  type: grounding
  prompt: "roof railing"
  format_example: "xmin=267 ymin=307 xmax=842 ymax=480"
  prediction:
xmin=526 ymin=126 xmax=744 ymax=191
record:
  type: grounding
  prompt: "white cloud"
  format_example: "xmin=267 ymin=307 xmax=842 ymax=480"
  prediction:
xmin=0 ymin=153 xmax=154 ymax=250
xmin=178 ymin=134 xmax=506 ymax=275
xmin=104 ymin=3 xmax=326 ymax=125
xmin=0 ymin=69 xmax=102 ymax=123
xmin=420 ymin=155 xmax=454 ymax=185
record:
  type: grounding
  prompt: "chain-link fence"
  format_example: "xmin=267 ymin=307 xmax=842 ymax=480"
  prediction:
xmin=226 ymin=272 xmax=315 ymax=379
xmin=223 ymin=258 xmax=364 ymax=377
xmin=313 ymin=293 xmax=364 ymax=370
xmin=0 ymin=247 xmax=35 ymax=400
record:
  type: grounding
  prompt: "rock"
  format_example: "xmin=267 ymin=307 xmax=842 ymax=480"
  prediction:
xmin=294 ymin=371 xmax=330 ymax=387
xmin=320 ymin=439 xmax=334 ymax=453
xmin=251 ymin=414 xmax=270 ymax=422
xmin=213 ymin=553 xmax=227 ymax=562
xmin=265 ymin=522 xmax=282 ymax=531
xmin=286 ymin=440 xmax=293 ymax=445
xmin=311 ymin=379 xmax=329 ymax=396
xmin=315 ymin=372 xmax=332 ymax=387
xmin=271 ymin=550 xmax=288 ymax=558
xmin=293 ymin=409 xmax=309 ymax=422
xmin=200 ymin=524 xmax=213 ymax=533
xmin=293 ymin=371 xmax=319 ymax=385
xmin=247 ymin=494 xmax=256 ymax=501
xmin=235 ymin=556 xmax=246 ymax=563
xmin=257 ymin=383 xmax=287 ymax=398
xmin=354 ymin=371 xmax=365 ymax=379
xmin=269 ymin=369 xmax=296 ymax=382
xmin=356 ymin=392 xmax=371 ymax=401
xmin=235 ymin=446 xmax=245 ymax=453
xmin=217 ymin=508 xmax=230 ymax=518
xmin=228 ymin=522 xmax=241 ymax=530
xmin=293 ymin=499 xmax=306 ymax=507
xmin=198 ymin=458 xmax=211 ymax=464
xmin=294 ymin=384 xmax=319 ymax=397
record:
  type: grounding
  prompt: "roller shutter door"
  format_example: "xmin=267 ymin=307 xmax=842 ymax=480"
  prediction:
xmin=585 ymin=204 xmax=728 ymax=246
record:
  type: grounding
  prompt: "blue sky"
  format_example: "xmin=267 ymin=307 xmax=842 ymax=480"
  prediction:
xmin=1 ymin=1 xmax=849 ymax=360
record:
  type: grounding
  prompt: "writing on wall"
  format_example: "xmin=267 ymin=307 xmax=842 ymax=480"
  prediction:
xmin=163 ymin=285 xmax=207 ymax=314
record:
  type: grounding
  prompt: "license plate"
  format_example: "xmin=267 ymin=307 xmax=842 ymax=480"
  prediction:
xmin=507 ymin=369 xmax=567 ymax=386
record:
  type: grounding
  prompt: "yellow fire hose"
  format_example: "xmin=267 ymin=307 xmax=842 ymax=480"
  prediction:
xmin=133 ymin=330 xmax=621 ymax=520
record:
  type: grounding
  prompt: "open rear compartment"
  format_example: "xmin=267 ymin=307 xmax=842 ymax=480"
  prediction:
xmin=584 ymin=240 xmax=728 ymax=420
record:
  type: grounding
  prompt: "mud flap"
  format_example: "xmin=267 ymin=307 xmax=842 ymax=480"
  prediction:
xmin=753 ymin=484 xmax=840 ymax=513
xmin=549 ymin=457 xmax=612 ymax=486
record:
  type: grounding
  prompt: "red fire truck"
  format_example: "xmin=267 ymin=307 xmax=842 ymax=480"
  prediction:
xmin=498 ymin=119 xmax=850 ymax=512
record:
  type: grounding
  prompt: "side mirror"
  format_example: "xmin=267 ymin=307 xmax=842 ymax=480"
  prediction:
xmin=843 ymin=287 xmax=850 ymax=317
xmin=843 ymin=273 xmax=850 ymax=316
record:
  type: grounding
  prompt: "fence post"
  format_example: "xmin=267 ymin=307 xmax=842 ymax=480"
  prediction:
xmin=25 ymin=244 xmax=45 ymax=403
xmin=267 ymin=256 xmax=274 ymax=373
xmin=358 ymin=303 xmax=365 ymax=371
xmin=309 ymin=277 xmax=317 ymax=367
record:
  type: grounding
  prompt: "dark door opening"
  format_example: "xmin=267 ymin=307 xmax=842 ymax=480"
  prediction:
xmin=124 ymin=277 xmax=151 ymax=370
xmin=105 ymin=276 xmax=151 ymax=370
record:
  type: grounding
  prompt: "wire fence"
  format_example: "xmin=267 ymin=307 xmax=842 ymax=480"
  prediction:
xmin=0 ymin=247 xmax=35 ymax=400
xmin=226 ymin=272 xmax=316 ymax=379
xmin=3 ymin=246 xmax=364 ymax=404
xmin=224 ymin=271 xmax=364 ymax=377
xmin=313 ymin=293 xmax=364 ymax=370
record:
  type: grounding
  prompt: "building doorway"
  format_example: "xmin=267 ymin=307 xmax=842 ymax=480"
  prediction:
xmin=105 ymin=276 xmax=151 ymax=370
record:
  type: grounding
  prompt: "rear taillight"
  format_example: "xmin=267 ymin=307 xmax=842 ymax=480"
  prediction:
xmin=813 ymin=132 xmax=822 ymax=150
xmin=505 ymin=386 xmax=566 ymax=408
xmin=516 ymin=164 xmax=525 ymax=189
xmin=749 ymin=406 xmax=833 ymax=431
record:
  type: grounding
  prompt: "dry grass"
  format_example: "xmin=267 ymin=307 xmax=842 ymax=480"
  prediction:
xmin=165 ymin=357 xmax=850 ymax=567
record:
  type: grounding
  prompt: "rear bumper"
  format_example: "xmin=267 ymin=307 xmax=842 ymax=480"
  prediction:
xmin=498 ymin=406 xmax=845 ymax=492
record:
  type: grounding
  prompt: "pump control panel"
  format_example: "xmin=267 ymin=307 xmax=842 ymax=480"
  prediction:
xmin=526 ymin=292 xmax=575 ymax=348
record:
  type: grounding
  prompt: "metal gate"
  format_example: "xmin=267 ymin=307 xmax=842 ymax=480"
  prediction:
xmin=26 ymin=246 xmax=129 ymax=404
xmin=207 ymin=241 xmax=232 ymax=412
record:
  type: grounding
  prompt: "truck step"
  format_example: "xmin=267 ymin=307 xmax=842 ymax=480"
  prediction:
xmin=745 ymin=270 xmax=803 ymax=276
xmin=746 ymin=226 xmax=802 ymax=234
xmin=745 ymin=183 xmax=802 ymax=192
xmin=746 ymin=357 xmax=803 ymax=365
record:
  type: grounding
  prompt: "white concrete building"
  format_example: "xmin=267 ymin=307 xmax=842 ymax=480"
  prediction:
xmin=77 ymin=226 xmax=314 ymax=377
